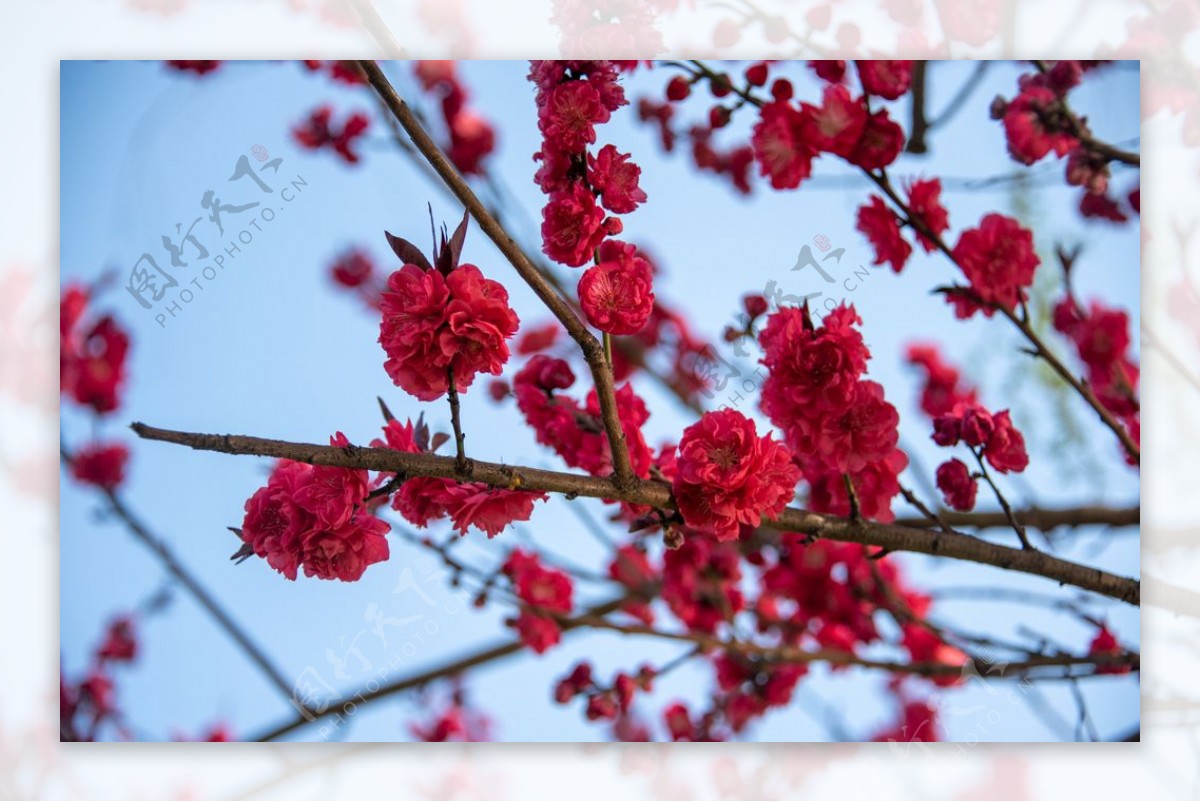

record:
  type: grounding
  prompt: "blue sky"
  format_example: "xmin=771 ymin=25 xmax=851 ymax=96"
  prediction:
xmin=60 ymin=60 xmax=1140 ymax=742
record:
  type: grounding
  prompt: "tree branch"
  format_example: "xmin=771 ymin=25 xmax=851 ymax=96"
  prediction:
xmin=894 ymin=504 xmax=1139 ymax=531
xmin=129 ymin=422 xmax=1141 ymax=605
xmin=354 ymin=59 xmax=637 ymax=490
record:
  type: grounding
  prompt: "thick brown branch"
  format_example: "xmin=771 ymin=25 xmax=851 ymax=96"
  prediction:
xmin=895 ymin=505 xmax=1139 ymax=531
xmin=355 ymin=59 xmax=636 ymax=490
xmin=130 ymin=423 xmax=1141 ymax=606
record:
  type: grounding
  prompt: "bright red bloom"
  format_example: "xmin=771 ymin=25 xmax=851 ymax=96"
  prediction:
xmin=874 ymin=700 xmax=940 ymax=743
xmin=1053 ymin=297 xmax=1139 ymax=417
xmin=70 ymin=442 xmax=129 ymax=490
xmin=292 ymin=106 xmax=370 ymax=164
xmin=752 ymin=100 xmax=817 ymax=190
xmin=95 ymin=617 xmax=138 ymax=663
xmin=804 ymin=85 xmax=867 ymax=158
xmin=672 ymin=409 xmax=800 ymax=541
xmin=906 ymin=178 xmax=950 ymax=252
xmin=1002 ymin=85 xmax=1077 ymax=165
xmin=856 ymin=60 xmax=913 ymax=99
xmin=857 ymin=195 xmax=912 ymax=273
xmin=541 ymin=182 xmax=609 ymax=267
xmin=760 ymin=304 xmax=870 ymax=415
xmin=578 ymin=239 xmax=655 ymax=335
xmin=587 ymin=144 xmax=647 ymax=213
xmin=815 ymin=380 xmax=901 ymax=473
xmin=239 ymin=442 xmax=390 ymax=582
xmin=513 ymin=612 xmax=561 ymax=653
xmin=379 ymin=263 xmax=519 ymax=400
xmin=950 ymin=213 xmax=1040 ymax=316
xmin=847 ymin=109 xmax=905 ymax=170
xmin=984 ymin=410 xmax=1029 ymax=474
xmin=538 ymin=80 xmax=611 ymax=153
xmin=806 ymin=449 xmax=908 ymax=523
xmin=515 ymin=321 xmax=563 ymax=355
xmin=936 ymin=458 xmax=977 ymax=511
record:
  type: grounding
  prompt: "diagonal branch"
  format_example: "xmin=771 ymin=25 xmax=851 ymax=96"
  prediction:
xmin=354 ymin=59 xmax=637 ymax=490
xmin=130 ymin=422 xmax=1141 ymax=606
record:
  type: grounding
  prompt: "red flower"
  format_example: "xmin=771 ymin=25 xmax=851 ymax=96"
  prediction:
xmin=847 ymin=109 xmax=905 ymax=170
xmin=538 ymin=80 xmax=611 ymax=154
xmin=587 ymin=144 xmax=647 ymax=213
xmin=950 ymin=213 xmax=1040 ymax=316
xmin=578 ymin=239 xmax=655 ymax=335
xmin=984 ymin=410 xmax=1029 ymax=474
xmin=760 ymin=304 xmax=870 ymax=416
xmin=906 ymin=178 xmax=949 ymax=252
xmin=673 ymin=409 xmax=800 ymax=541
xmin=95 ymin=617 xmax=138 ymax=663
xmin=239 ymin=444 xmax=390 ymax=582
xmin=1002 ymin=85 xmax=1077 ymax=165
xmin=857 ymin=195 xmax=912 ymax=273
xmin=541 ymin=182 xmax=609 ymax=267
xmin=379 ymin=263 xmax=519 ymax=401
xmin=856 ymin=60 xmax=913 ymax=99
xmin=815 ymin=380 xmax=901 ymax=473
xmin=752 ymin=100 xmax=817 ymax=190
xmin=804 ymin=85 xmax=867 ymax=158
xmin=443 ymin=482 xmax=548 ymax=537
xmin=300 ymin=509 xmax=391 ymax=582
xmin=936 ymin=458 xmax=977 ymax=511
xmin=809 ymin=60 xmax=847 ymax=83
xmin=292 ymin=106 xmax=370 ymax=164
xmin=70 ymin=442 xmax=130 ymax=490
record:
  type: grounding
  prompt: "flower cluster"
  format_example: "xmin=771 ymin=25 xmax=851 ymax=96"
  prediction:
xmin=554 ymin=661 xmax=656 ymax=722
xmin=292 ymin=105 xmax=371 ymax=164
xmin=409 ymin=683 xmax=492 ymax=741
xmin=513 ymin=354 xmax=654 ymax=478
xmin=302 ymin=60 xmax=365 ymax=85
xmin=165 ymin=60 xmax=220 ymax=75
xmin=751 ymin=70 xmax=906 ymax=191
xmin=712 ymin=652 xmax=806 ymax=733
xmin=414 ymin=60 xmax=497 ymax=176
xmin=530 ymin=61 xmax=643 ymax=269
xmin=660 ymin=533 xmax=744 ymax=633
xmin=61 ymin=615 xmax=142 ymax=741
xmin=373 ymin=418 xmax=547 ymax=537
xmin=930 ymin=401 xmax=1029 ymax=511
xmin=1053 ymin=295 xmax=1140 ymax=455
xmin=947 ymin=213 xmax=1040 ymax=318
xmin=61 ymin=283 xmax=130 ymax=415
xmin=856 ymin=179 xmax=950 ymax=274
xmin=238 ymin=435 xmax=390 ymax=582
xmin=379 ymin=251 xmax=519 ymax=401
xmin=503 ymin=549 xmax=574 ymax=653
xmin=1088 ymin=625 xmax=1132 ymax=675
xmin=759 ymin=303 xmax=906 ymax=522
xmin=671 ymin=409 xmax=800 ymax=541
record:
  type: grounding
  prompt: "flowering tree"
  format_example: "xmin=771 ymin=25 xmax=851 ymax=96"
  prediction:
xmin=61 ymin=58 xmax=1139 ymax=743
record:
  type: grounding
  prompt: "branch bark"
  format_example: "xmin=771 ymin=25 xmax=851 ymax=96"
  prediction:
xmin=355 ymin=59 xmax=637 ymax=490
xmin=130 ymin=422 xmax=1141 ymax=606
